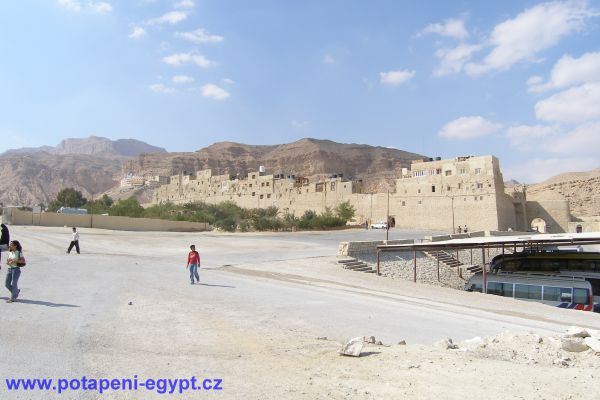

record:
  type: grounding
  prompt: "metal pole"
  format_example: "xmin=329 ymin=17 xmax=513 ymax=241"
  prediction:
xmin=386 ymin=190 xmax=389 ymax=241
xmin=482 ymin=247 xmax=487 ymax=294
xmin=451 ymin=196 xmax=455 ymax=234
xmin=437 ymin=252 xmax=440 ymax=282
xmin=376 ymin=250 xmax=380 ymax=276
xmin=413 ymin=249 xmax=417 ymax=283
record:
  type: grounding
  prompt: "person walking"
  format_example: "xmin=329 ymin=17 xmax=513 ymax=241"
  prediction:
xmin=5 ymin=240 xmax=23 ymax=303
xmin=186 ymin=245 xmax=200 ymax=285
xmin=67 ymin=227 xmax=80 ymax=254
xmin=463 ymin=224 xmax=468 ymax=233
xmin=0 ymin=223 xmax=9 ymax=261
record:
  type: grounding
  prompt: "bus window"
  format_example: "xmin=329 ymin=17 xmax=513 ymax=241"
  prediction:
xmin=586 ymin=278 xmax=600 ymax=296
xmin=539 ymin=259 xmax=563 ymax=272
xmin=515 ymin=284 xmax=542 ymax=300
xmin=542 ymin=286 xmax=571 ymax=302
xmin=487 ymin=282 xmax=513 ymax=297
xmin=573 ymin=288 xmax=590 ymax=305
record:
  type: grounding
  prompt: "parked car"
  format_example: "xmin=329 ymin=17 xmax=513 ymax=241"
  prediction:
xmin=371 ymin=221 xmax=388 ymax=229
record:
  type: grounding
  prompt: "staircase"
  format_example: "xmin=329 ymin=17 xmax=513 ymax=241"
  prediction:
xmin=423 ymin=250 xmax=480 ymax=277
xmin=338 ymin=258 xmax=375 ymax=273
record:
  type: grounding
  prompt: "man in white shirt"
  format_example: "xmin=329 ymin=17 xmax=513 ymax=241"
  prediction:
xmin=67 ymin=227 xmax=80 ymax=254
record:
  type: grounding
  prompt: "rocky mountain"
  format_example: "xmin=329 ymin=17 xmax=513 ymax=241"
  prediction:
xmin=3 ymin=136 xmax=600 ymax=220
xmin=526 ymin=169 xmax=600 ymax=219
xmin=124 ymin=138 xmax=428 ymax=193
xmin=3 ymin=136 xmax=166 ymax=157
xmin=0 ymin=136 xmax=166 ymax=206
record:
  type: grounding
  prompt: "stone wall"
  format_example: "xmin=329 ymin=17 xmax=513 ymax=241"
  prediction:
xmin=4 ymin=208 xmax=209 ymax=232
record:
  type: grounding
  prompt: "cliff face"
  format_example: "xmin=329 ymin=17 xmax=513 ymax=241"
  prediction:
xmin=526 ymin=169 xmax=600 ymax=219
xmin=124 ymin=138 xmax=427 ymax=192
xmin=0 ymin=136 xmax=166 ymax=206
xmin=4 ymin=135 xmax=600 ymax=217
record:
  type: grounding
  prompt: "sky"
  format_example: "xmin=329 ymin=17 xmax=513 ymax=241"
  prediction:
xmin=1 ymin=0 xmax=599 ymax=183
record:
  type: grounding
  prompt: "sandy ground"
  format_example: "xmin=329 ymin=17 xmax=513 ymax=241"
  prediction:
xmin=1 ymin=225 xmax=599 ymax=399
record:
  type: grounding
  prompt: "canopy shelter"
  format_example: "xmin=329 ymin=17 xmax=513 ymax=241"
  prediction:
xmin=375 ymin=232 xmax=600 ymax=293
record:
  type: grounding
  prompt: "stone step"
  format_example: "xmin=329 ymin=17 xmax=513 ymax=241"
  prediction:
xmin=338 ymin=259 xmax=357 ymax=264
xmin=346 ymin=264 xmax=370 ymax=271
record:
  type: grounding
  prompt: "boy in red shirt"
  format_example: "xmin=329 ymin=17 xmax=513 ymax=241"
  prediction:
xmin=186 ymin=244 xmax=200 ymax=284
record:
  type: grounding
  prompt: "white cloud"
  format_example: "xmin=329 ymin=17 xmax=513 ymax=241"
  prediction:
xmin=222 ymin=78 xmax=235 ymax=85
xmin=128 ymin=26 xmax=146 ymax=39
xmin=535 ymin=82 xmax=600 ymax=123
xmin=323 ymin=55 xmax=335 ymax=64
xmin=149 ymin=83 xmax=175 ymax=94
xmin=465 ymin=1 xmax=595 ymax=76
xmin=175 ymin=28 xmax=224 ymax=44
xmin=419 ymin=18 xmax=469 ymax=40
xmin=200 ymin=84 xmax=230 ymax=100
xmin=162 ymin=53 xmax=215 ymax=68
xmin=439 ymin=116 xmax=502 ymax=139
xmin=147 ymin=11 xmax=187 ymax=25
xmin=174 ymin=0 xmax=195 ymax=9
xmin=379 ymin=70 xmax=415 ymax=86
xmin=528 ymin=51 xmax=600 ymax=92
xmin=172 ymin=75 xmax=194 ymax=84
xmin=89 ymin=1 xmax=112 ymax=13
xmin=434 ymin=44 xmax=481 ymax=76
xmin=57 ymin=0 xmax=112 ymax=13
xmin=506 ymin=124 xmax=561 ymax=149
xmin=291 ymin=120 xmax=309 ymax=128
xmin=57 ymin=0 xmax=82 ymax=12
xmin=547 ymin=122 xmax=600 ymax=155
xmin=503 ymin=156 xmax=600 ymax=183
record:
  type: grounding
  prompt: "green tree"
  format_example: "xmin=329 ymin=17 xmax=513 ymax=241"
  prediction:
xmin=335 ymin=201 xmax=356 ymax=222
xmin=48 ymin=188 xmax=87 ymax=211
xmin=109 ymin=197 xmax=144 ymax=217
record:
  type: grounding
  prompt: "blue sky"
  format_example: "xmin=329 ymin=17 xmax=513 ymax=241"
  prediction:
xmin=1 ymin=0 xmax=599 ymax=183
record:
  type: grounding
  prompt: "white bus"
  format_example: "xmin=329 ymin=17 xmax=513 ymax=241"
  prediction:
xmin=466 ymin=272 xmax=595 ymax=312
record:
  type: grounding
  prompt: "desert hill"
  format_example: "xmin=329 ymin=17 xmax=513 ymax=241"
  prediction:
xmin=0 ymin=136 xmax=166 ymax=206
xmin=3 ymin=136 xmax=166 ymax=157
xmin=526 ymin=169 xmax=600 ymax=218
xmin=2 ymin=136 xmax=600 ymax=220
xmin=124 ymin=138 xmax=427 ymax=193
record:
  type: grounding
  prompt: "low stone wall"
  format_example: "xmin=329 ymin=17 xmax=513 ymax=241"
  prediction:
xmin=337 ymin=239 xmax=414 ymax=257
xmin=356 ymin=252 xmax=469 ymax=289
xmin=4 ymin=208 xmax=209 ymax=232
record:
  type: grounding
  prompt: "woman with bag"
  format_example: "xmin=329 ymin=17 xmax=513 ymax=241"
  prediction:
xmin=5 ymin=240 xmax=24 ymax=303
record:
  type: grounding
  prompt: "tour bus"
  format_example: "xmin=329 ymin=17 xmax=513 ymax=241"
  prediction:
xmin=466 ymin=272 xmax=595 ymax=311
xmin=488 ymin=251 xmax=600 ymax=310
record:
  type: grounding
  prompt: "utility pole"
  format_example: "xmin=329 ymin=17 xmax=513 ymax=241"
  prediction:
xmin=386 ymin=190 xmax=389 ymax=241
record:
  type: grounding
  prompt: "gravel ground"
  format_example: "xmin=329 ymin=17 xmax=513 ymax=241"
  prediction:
xmin=1 ymin=225 xmax=599 ymax=399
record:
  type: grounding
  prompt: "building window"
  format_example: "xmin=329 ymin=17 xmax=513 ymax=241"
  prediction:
xmin=431 ymin=185 xmax=436 ymax=193
xmin=480 ymin=196 xmax=483 ymax=200
xmin=445 ymin=170 xmax=452 ymax=176
xmin=267 ymin=194 xmax=271 ymax=198
xmin=418 ymin=188 xmax=421 ymax=194
xmin=261 ymin=182 xmax=265 ymax=187
xmin=249 ymin=184 xmax=253 ymax=188
xmin=331 ymin=182 xmax=336 ymax=191
xmin=477 ymin=183 xmax=483 ymax=189
xmin=417 ymin=200 xmax=422 ymax=205
xmin=252 ymin=174 xmax=256 ymax=179
xmin=252 ymin=192 xmax=255 ymax=196
xmin=447 ymin=185 xmax=451 ymax=191
xmin=260 ymin=194 xmax=264 ymax=199
xmin=458 ymin=183 xmax=462 ymax=189
xmin=402 ymin=201 xmax=406 ymax=206
xmin=436 ymin=168 xmax=442 ymax=175
xmin=460 ymin=168 xmax=466 ymax=174
xmin=475 ymin=168 xmax=481 ymax=175
xmin=266 ymin=182 xmax=270 ymax=186
xmin=414 ymin=170 xmax=425 ymax=177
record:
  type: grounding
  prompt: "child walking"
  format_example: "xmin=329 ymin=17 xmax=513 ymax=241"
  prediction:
xmin=186 ymin=245 xmax=200 ymax=284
